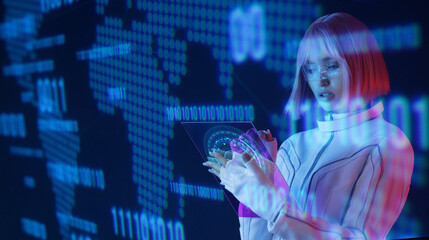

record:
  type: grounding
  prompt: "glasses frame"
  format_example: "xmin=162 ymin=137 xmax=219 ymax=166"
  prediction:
xmin=301 ymin=61 xmax=341 ymax=82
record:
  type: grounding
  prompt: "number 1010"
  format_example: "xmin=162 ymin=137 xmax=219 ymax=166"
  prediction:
xmin=111 ymin=206 xmax=185 ymax=240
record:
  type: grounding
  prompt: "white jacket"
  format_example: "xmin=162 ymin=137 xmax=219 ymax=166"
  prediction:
xmin=238 ymin=101 xmax=414 ymax=240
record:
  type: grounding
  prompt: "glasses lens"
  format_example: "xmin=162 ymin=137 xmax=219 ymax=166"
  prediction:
xmin=302 ymin=62 xmax=339 ymax=81
xmin=325 ymin=63 xmax=340 ymax=77
xmin=302 ymin=64 xmax=319 ymax=81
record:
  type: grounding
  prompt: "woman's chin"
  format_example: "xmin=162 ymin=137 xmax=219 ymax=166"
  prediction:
xmin=317 ymin=101 xmax=344 ymax=114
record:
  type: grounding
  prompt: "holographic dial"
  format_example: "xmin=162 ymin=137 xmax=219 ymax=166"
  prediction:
xmin=203 ymin=125 xmax=244 ymax=156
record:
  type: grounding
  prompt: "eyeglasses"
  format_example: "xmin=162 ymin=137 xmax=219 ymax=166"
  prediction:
xmin=301 ymin=61 xmax=340 ymax=82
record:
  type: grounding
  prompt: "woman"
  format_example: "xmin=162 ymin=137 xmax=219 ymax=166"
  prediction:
xmin=203 ymin=12 xmax=414 ymax=240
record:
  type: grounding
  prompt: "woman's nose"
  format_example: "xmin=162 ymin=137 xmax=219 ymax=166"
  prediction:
xmin=319 ymin=77 xmax=330 ymax=87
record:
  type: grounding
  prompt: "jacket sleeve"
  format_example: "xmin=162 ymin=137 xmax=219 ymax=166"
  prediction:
xmin=237 ymin=134 xmax=279 ymax=240
xmin=239 ymin=216 xmax=273 ymax=240
xmin=268 ymin=135 xmax=414 ymax=240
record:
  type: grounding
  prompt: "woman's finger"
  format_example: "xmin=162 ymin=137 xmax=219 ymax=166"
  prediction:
xmin=208 ymin=168 xmax=220 ymax=178
xmin=258 ymin=130 xmax=268 ymax=139
xmin=207 ymin=156 xmax=220 ymax=165
xmin=212 ymin=149 xmax=234 ymax=160
xmin=203 ymin=161 xmax=222 ymax=178
xmin=210 ymin=151 xmax=228 ymax=166
xmin=258 ymin=129 xmax=274 ymax=141
xmin=203 ymin=160 xmax=222 ymax=173
xmin=242 ymin=152 xmax=253 ymax=163
xmin=212 ymin=148 xmax=226 ymax=156
xmin=265 ymin=129 xmax=274 ymax=141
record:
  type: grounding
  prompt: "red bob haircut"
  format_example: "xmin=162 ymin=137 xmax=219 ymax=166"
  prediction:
xmin=285 ymin=12 xmax=390 ymax=119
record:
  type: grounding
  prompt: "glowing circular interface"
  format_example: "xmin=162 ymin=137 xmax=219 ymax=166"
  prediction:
xmin=203 ymin=125 xmax=244 ymax=155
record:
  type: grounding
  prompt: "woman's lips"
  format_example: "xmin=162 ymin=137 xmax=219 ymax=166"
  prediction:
xmin=318 ymin=91 xmax=335 ymax=101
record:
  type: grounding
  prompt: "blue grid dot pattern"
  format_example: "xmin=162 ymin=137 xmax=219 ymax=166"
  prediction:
xmin=178 ymin=176 xmax=185 ymax=218
xmin=1 ymin=0 xmax=425 ymax=239
xmin=39 ymin=131 xmax=81 ymax=239
xmin=92 ymin=0 xmax=321 ymax=217
xmin=263 ymin=1 xmax=321 ymax=88
xmin=89 ymin=15 xmax=176 ymax=216
xmin=134 ymin=0 xmax=321 ymax=98
xmin=2 ymin=1 xmax=83 ymax=239
xmin=3 ymin=0 xmax=44 ymax=63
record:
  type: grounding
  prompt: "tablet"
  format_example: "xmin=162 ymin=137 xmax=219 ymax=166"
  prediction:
xmin=181 ymin=121 xmax=256 ymax=163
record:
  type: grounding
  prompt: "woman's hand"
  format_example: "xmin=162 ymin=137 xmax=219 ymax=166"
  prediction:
xmin=202 ymin=149 xmax=229 ymax=178
xmin=203 ymin=145 xmax=289 ymax=222
xmin=203 ymin=129 xmax=277 ymax=177
xmin=258 ymin=129 xmax=274 ymax=142
xmin=219 ymin=153 xmax=287 ymax=222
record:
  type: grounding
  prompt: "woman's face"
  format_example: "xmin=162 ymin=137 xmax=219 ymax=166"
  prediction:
xmin=302 ymin=40 xmax=347 ymax=113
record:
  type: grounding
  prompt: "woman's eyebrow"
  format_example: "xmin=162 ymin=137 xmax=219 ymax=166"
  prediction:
xmin=321 ymin=57 xmax=339 ymax=63
xmin=305 ymin=57 xmax=337 ymax=65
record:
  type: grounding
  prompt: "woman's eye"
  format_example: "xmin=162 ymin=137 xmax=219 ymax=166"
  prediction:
xmin=304 ymin=65 xmax=316 ymax=72
xmin=327 ymin=64 xmax=339 ymax=69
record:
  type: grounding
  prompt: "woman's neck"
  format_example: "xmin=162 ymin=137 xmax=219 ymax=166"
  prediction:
xmin=325 ymin=98 xmax=380 ymax=120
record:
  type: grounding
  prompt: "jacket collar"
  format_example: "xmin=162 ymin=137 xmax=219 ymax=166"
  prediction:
xmin=317 ymin=101 xmax=384 ymax=132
